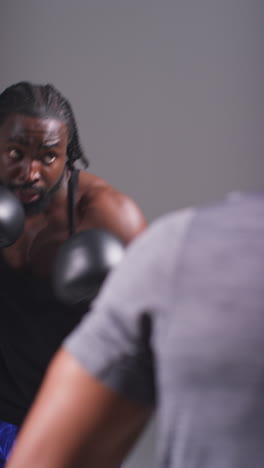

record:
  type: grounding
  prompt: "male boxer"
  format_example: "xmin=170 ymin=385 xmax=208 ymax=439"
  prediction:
xmin=0 ymin=81 xmax=147 ymax=466
xmin=7 ymin=193 xmax=264 ymax=468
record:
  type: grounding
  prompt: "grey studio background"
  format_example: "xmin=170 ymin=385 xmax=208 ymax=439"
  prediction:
xmin=1 ymin=1 xmax=264 ymax=467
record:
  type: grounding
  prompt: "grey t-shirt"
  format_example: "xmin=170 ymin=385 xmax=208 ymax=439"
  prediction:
xmin=65 ymin=193 xmax=264 ymax=468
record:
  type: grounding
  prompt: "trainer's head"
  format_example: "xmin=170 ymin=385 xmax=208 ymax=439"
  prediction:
xmin=0 ymin=82 xmax=88 ymax=215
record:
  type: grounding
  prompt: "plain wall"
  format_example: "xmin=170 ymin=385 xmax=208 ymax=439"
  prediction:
xmin=1 ymin=1 xmax=264 ymax=466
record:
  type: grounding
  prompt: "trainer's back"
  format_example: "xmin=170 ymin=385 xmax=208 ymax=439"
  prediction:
xmin=158 ymin=193 xmax=264 ymax=467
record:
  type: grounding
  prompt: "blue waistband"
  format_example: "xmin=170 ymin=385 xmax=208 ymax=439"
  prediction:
xmin=0 ymin=420 xmax=19 ymax=465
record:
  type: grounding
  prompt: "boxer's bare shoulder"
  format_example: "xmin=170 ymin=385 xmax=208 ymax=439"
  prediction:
xmin=77 ymin=171 xmax=147 ymax=244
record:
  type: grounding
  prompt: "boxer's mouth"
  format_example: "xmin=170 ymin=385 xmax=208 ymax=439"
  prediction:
xmin=14 ymin=188 xmax=41 ymax=204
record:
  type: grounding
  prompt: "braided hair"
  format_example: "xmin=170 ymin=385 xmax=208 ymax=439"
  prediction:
xmin=0 ymin=81 xmax=89 ymax=170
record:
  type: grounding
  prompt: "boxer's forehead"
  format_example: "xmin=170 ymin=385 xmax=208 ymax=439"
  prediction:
xmin=0 ymin=114 xmax=69 ymax=147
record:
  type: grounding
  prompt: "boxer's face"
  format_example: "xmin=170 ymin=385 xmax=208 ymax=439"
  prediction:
xmin=0 ymin=113 xmax=69 ymax=215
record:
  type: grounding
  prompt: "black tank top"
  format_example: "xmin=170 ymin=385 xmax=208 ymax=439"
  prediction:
xmin=0 ymin=170 xmax=89 ymax=425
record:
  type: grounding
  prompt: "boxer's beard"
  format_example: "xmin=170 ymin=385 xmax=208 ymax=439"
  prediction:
xmin=6 ymin=167 xmax=66 ymax=217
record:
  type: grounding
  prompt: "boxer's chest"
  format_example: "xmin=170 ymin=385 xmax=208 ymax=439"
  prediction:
xmin=2 ymin=199 xmax=97 ymax=276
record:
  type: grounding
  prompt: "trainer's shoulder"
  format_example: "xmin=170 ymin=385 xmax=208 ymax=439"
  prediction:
xmin=195 ymin=191 xmax=264 ymax=220
xmin=142 ymin=207 xmax=196 ymax=251
xmin=78 ymin=171 xmax=147 ymax=244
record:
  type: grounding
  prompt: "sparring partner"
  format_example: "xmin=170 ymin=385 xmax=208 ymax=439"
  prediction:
xmin=7 ymin=193 xmax=264 ymax=468
xmin=0 ymin=81 xmax=147 ymax=466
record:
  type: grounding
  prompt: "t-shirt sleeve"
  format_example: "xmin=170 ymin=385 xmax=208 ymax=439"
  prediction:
xmin=63 ymin=208 xmax=194 ymax=405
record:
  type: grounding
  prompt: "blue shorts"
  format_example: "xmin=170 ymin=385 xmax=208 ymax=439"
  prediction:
xmin=0 ymin=420 xmax=19 ymax=467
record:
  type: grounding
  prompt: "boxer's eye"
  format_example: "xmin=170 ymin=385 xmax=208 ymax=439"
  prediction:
xmin=8 ymin=148 xmax=23 ymax=160
xmin=42 ymin=153 xmax=56 ymax=165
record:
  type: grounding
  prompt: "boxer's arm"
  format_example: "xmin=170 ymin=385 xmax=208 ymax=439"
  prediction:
xmin=7 ymin=348 xmax=152 ymax=468
xmin=80 ymin=172 xmax=147 ymax=244
xmin=92 ymin=189 xmax=147 ymax=245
